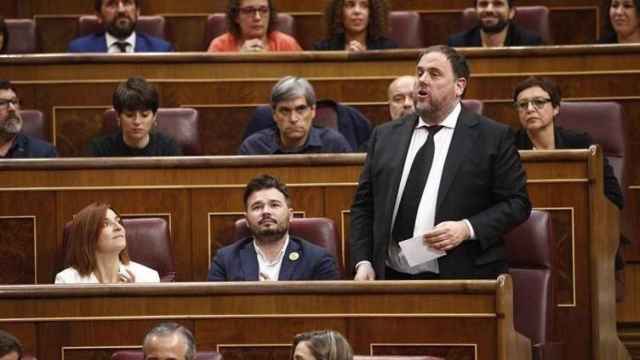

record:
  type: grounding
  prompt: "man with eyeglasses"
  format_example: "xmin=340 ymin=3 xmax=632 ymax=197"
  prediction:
xmin=0 ymin=80 xmax=57 ymax=158
xmin=207 ymin=0 xmax=302 ymax=52
xmin=239 ymin=76 xmax=352 ymax=155
xmin=68 ymin=0 xmax=174 ymax=53
xmin=448 ymin=0 xmax=543 ymax=47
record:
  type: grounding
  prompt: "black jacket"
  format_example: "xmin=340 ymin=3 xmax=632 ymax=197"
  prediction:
xmin=513 ymin=126 xmax=624 ymax=209
xmin=448 ymin=24 xmax=544 ymax=47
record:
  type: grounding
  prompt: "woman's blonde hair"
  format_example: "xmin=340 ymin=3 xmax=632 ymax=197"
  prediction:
xmin=291 ymin=330 xmax=353 ymax=360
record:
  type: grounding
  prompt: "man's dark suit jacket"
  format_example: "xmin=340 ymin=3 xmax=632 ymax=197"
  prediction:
xmin=349 ymin=106 xmax=531 ymax=279
xmin=514 ymin=126 xmax=624 ymax=209
xmin=67 ymin=32 xmax=174 ymax=52
xmin=447 ymin=24 xmax=544 ymax=47
xmin=207 ymin=236 xmax=340 ymax=281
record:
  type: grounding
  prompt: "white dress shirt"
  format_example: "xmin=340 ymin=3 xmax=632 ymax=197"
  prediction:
xmin=106 ymin=32 xmax=137 ymax=53
xmin=254 ymin=235 xmax=290 ymax=281
xmin=385 ymin=102 xmax=475 ymax=274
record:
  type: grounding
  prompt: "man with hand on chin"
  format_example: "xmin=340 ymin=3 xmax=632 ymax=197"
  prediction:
xmin=350 ymin=45 xmax=530 ymax=280
xmin=448 ymin=0 xmax=544 ymax=47
xmin=208 ymin=174 xmax=339 ymax=281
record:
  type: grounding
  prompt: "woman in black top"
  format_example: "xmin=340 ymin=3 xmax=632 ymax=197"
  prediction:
xmin=600 ymin=0 xmax=640 ymax=43
xmin=313 ymin=0 xmax=397 ymax=51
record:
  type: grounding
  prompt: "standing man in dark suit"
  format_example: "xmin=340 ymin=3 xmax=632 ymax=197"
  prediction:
xmin=350 ymin=45 xmax=530 ymax=280
xmin=68 ymin=0 xmax=174 ymax=53
xmin=208 ymin=174 xmax=339 ymax=281
xmin=448 ymin=0 xmax=543 ymax=47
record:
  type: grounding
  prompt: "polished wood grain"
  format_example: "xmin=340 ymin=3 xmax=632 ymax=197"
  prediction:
xmin=0 ymin=278 xmax=529 ymax=360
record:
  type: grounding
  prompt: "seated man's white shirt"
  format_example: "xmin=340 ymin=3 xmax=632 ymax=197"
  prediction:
xmin=254 ymin=235 xmax=290 ymax=281
xmin=106 ymin=32 xmax=137 ymax=53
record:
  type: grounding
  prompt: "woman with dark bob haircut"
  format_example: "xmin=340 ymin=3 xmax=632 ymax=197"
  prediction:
xmin=291 ymin=330 xmax=353 ymax=360
xmin=601 ymin=0 xmax=640 ymax=43
xmin=207 ymin=0 xmax=302 ymax=52
xmin=0 ymin=17 xmax=8 ymax=54
xmin=313 ymin=0 xmax=397 ymax=51
xmin=55 ymin=202 xmax=160 ymax=283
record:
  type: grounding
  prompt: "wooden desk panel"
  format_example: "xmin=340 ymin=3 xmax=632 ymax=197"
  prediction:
xmin=0 ymin=279 xmax=528 ymax=360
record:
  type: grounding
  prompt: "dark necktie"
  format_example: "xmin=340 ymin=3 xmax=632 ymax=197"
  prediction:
xmin=392 ymin=125 xmax=443 ymax=243
xmin=114 ymin=41 xmax=129 ymax=53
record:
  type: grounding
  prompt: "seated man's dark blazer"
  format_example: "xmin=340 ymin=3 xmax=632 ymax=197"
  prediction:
xmin=68 ymin=32 xmax=174 ymax=52
xmin=349 ymin=106 xmax=531 ymax=279
xmin=207 ymin=236 xmax=340 ymax=281
xmin=448 ymin=24 xmax=544 ymax=47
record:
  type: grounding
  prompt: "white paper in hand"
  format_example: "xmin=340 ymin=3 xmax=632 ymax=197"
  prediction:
xmin=398 ymin=235 xmax=446 ymax=267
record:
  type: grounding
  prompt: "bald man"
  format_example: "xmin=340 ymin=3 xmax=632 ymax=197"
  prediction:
xmin=388 ymin=75 xmax=417 ymax=120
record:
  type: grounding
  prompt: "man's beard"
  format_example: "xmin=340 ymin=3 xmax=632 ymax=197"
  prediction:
xmin=107 ymin=16 xmax=136 ymax=39
xmin=249 ymin=217 xmax=289 ymax=243
xmin=0 ymin=114 xmax=22 ymax=141
xmin=480 ymin=18 xmax=510 ymax=34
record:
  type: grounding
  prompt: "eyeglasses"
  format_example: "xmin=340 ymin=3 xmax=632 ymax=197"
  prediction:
xmin=0 ymin=98 xmax=20 ymax=110
xmin=275 ymin=104 xmax=311 ymax=118
xmin=514 ymin=97 xmax=551 ymax=111
xmin=238 ymin=6 xmax=269 ymax=16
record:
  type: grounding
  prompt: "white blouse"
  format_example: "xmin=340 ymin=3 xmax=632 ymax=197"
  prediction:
xmin=55 ymin=261 xmax=160 ymax=284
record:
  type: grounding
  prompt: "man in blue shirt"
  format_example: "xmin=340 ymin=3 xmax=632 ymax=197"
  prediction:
xmin=0 ymin=80 xmax=57 ymax=158
xmin=239 ymin=76 xmax=352 ymax=155
xmin=68 ymin=0 xmax=174 ymax=53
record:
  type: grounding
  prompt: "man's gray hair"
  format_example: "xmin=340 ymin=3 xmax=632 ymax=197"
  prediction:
xmin=143 ymin=322 xmax=196 ymax=360
xmin=270 ymin=76 xmax=316 ymax=108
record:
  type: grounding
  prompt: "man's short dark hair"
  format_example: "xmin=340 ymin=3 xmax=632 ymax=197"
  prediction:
xmin=0 ymin=80 xmax=16 ymax=93
xmin=512 ymin=76 xmax=561 ymax=108
xmin=243 ymin=174 xmax=291 ymax=208
xmin=112 ymin=77 xmax=159 ymax=114
xmin=0 ymin=329 xmax=23 ymax=360
xmin=143 ymin=322 xmax=195 ymax=360
xmin=94 ymin=0 xmax=141 ymax=12
xmin=418 ymin=45 xmax=470 ymax=97
xmin=475 ymin=0 xmax=514 ymax=7
xmin=226 ymin=0 xmax=278 ymax=38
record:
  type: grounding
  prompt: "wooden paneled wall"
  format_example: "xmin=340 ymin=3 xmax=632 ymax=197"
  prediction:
xmin=0 ymin=149 xmax=627 ymax=359
xmin=2 ymin=47 xmax=639 ymax=268
xmin=32 ymin=9 xmax=599 ymax=53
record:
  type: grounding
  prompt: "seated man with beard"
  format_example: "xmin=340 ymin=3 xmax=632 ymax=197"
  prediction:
xmin=448 ymin=0 xmax=543 ymax=47
xmin=207 ymin=174 xmax=339 ymax=281
xmin=68 ymin=0 xmax=174 ymax=53
xmin=0 ymin=80 xmax=57 ymax=158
